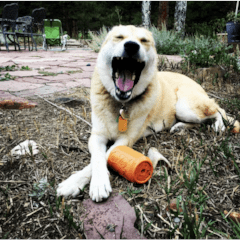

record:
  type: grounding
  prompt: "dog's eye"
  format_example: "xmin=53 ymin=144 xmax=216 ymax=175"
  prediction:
xmin=116 ymin=35 xmax=123 ymax=39
xmin=140 ymin=38 xmax=148 ymax=43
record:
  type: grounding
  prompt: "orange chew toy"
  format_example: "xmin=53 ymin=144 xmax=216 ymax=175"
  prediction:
xmin=108 ymin=146 xmax=153 ymax=184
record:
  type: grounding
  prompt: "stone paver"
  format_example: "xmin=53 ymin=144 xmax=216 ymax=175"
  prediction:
xmin=0 ymin=47 xmax=98 ymax=101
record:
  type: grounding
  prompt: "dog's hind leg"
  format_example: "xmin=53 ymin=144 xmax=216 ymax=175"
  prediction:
xmin=171 ymin=90 xmax=226 ymax=133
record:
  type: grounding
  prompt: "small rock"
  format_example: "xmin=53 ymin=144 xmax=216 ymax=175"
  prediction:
xmin=32 ymin=201 xmax=39 ymax=208
xmin=106 ymin=224 xmax=116 ymax=232
xmin=174 ymin=217 xmax=180 ymax=223
xmin=86 ymin=63 xmax=91 ymax=66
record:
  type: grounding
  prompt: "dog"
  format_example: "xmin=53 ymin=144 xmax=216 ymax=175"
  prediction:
xmin=57 ymin=25 xmax=240 ymax=202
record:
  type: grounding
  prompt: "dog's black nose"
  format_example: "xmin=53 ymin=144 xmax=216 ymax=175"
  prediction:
xmin=124 ymin=41 xmax=140 ymax=56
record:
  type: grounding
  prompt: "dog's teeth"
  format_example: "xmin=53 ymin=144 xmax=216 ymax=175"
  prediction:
xmin=132 ymin=74 xmax=136 ymax=81
xmin=126 ymin=92 xmax=131 ymax=96
xmin=115 ymin=72 xmax=119 ymax=78
xmin=117 ymin=57 xmax=120 ymax=60
xmin=116 ymin=89 xmax=120 ymax=94
xmin=121 ymin=57 xmax=123 ymax=60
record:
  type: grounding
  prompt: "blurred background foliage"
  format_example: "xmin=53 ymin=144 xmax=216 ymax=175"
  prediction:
xmin=0 ymin=1 xmax=236 ymax=38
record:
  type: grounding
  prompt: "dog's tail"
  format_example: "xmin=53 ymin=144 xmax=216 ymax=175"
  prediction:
xmin=218 ymin=108 xmax=240 ymax=133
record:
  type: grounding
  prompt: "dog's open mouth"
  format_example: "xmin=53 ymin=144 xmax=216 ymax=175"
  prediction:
xmin=112 ymin=57 xmax=145 ymax=100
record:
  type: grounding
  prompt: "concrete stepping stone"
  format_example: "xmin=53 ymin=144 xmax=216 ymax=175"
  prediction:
xmin=82 ymin=193 xmax=145 ymax=239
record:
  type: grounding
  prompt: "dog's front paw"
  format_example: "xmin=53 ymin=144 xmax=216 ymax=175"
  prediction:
xmin=57 ymin=171 xmax=90 ymax=198
xmin=90 ymin=168 xmax=112 ymax=202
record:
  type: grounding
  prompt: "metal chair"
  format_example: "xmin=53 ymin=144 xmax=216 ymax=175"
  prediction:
xmin=16 ymin=16 xmax=34 ymax=51
xmin=0 ymin=3 xmax=20 ymax=51
xmin=31 ymin=7 xmax=46 ymax=50
xmin=43 ymin=19 xmax=68 ymax=51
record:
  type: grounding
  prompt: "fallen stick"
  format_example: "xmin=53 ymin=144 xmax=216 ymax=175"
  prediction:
xmin=37 ymin=94 xmax=92 ymax=127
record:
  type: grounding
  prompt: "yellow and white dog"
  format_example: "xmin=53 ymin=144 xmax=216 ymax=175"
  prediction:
xmin=57 ymin=25 xmax=239 ymax=202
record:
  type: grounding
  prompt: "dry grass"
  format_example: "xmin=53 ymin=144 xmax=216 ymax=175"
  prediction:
xmin=0 ymin=66 xmax=240 ymax=239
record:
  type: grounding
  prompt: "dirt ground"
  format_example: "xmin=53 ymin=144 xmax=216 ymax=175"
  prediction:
xmin=0 ymin=68 xmax=240 ymax=239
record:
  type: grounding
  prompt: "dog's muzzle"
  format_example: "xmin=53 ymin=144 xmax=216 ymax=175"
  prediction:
xmin=112 ymin=41 xmax=145 ymax=101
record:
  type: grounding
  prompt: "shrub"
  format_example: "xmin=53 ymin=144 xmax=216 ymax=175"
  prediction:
xmin=87 ymin=26 xmax=109 ymax=52
xmin=180 ymin=34 xmax=239 ymax=71
xmin=150 ymin=25 xmax=185 ymax=55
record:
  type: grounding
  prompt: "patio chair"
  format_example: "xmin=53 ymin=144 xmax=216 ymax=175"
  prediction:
xmin=31 ymin=7 xmax=46 ymax=50
xmin=16 ymin=16 xmax=34 ymax=51
xmin=0 ymin=3 xmax=20 ymax=51
xmin=43 ymin=19 xmax=68 ymax=51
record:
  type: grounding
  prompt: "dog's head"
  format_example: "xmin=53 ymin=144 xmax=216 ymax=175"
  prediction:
xmin=97 ymin=25 xmax=157 ymax=103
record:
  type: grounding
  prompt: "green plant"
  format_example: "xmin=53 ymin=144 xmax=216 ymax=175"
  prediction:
xmin=67 ymin=70 xmax=83 ymax=74
xmin=180 ymin=35 xmax=239 ymax=70
xmin=220 ymin=98 xmax=240 ymax=112
xmin=38 ymin=71 xmax=58 ymax=76
xmin=221 ymin=211 xmax=240 ymax=238
xmin=0 ymin=73 xmax=16 ymax=81
xmin=21 ymin=66 xmax=30 ymax=70
xmin=0 ymin=65 xmax=16 ymax=72
xmin=63 ymin=204 xmax=81 ymax=230
xmin=88 ymin=26 xmax=108 ymax=53
xmin=119 ymin=186 xmax=143 ymax=198
xmin=226 ymin=11 xmax=240 ymax=23
xmin=29 ymin=177 xmax=50 ymax=200
xmin=150 ymin=25 xmax=185 ymax=55
xmin=167 ymin=157 xmax=216 ymax=238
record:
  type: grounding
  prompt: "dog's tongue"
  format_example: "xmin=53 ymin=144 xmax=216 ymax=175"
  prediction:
xmin=116 ymin=71 xmax=134 ymax=92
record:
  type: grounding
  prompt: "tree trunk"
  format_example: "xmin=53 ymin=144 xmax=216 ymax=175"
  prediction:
xmin=142 ymin=1 xmax=151 ymax=29
xmin=174 ymin=1 xmax=187 ymax=38
xmin=157 ymin=1 xmax=169 ymax=30
xmin=72 ymin=20 xmax=78 ymax=39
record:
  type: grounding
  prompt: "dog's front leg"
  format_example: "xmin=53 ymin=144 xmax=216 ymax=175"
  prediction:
xmin=88 ymin=134 xmax=112 ymax=202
